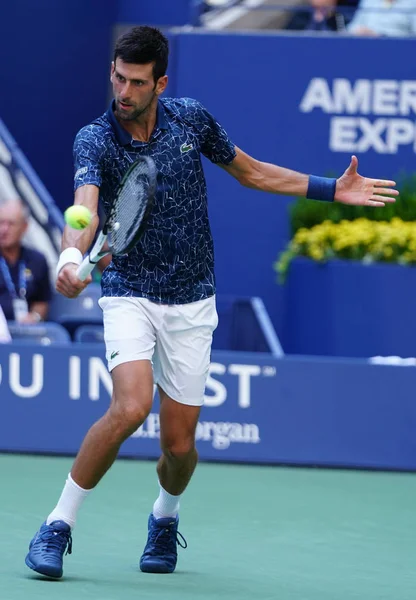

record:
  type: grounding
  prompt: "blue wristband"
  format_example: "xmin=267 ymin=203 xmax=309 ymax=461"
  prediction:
xmin=306 ymin=175 xmax=337 ymax=203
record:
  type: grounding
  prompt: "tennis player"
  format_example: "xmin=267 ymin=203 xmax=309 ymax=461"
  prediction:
xmin=25 ymin=26 xmax=398 ymax=579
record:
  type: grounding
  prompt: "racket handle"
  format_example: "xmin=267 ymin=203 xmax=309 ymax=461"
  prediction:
xmin=76 ymin=256 xmax=96 ymax=281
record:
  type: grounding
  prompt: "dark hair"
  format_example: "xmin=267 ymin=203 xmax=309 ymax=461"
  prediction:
xmin=114 ymin=26 xmax=169 ymax=82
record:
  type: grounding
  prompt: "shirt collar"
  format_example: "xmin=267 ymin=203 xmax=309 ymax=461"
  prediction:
xmin=156 ymin=101 xmax=168 ymax=131
xmin=107 ymin=99 xmax=168 ymax=146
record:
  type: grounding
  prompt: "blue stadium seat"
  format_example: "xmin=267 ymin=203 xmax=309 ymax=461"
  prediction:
xmin=7 ymin=321 xmax=71 ymax=345
xmin=48 ymin=283 xmax=102 ymax=336
xmin=74 ymin=324 xmax=105 ymax=343
xmin=214 ymin=295 xmax=283 ymax=356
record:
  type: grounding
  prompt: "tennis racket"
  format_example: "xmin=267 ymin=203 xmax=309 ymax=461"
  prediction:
xmin=76 ymin=156 xmax=156 ymax=281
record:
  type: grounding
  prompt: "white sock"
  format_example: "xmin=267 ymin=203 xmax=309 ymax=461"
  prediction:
xmin=152 ymin=483 xmax=181 ymax=520
xmin=46 ymin=473 xmax=92 ymax=529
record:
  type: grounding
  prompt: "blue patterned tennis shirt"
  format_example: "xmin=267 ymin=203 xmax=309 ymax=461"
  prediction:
xmin=73 ymin=98 xmax=236 ymax=303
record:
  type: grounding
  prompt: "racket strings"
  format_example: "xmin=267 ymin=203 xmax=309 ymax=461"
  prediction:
xmin=110 ymin=161 xmax=155 ymax=255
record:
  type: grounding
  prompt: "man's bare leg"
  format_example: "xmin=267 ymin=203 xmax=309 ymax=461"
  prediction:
xmin=156 ymin=386 xmax=200 ymax=498
xmin=71 ymin=360 xmax=153 ymax=488
xmin=47 ymin=360 xmax=153 ymax=525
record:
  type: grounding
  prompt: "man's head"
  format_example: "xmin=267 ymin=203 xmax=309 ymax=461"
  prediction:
xmin=0 ymin=200 xmax=29 ymax=252
xmin=111 ymin=26 xmax=169 ymax=122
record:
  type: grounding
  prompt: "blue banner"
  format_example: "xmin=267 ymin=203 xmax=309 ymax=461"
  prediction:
xmin=1 ymin=344 xmax=416 ymax=470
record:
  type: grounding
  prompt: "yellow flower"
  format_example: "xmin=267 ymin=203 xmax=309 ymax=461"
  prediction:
xmin=279 ymin=216 xmax=416 ymax=268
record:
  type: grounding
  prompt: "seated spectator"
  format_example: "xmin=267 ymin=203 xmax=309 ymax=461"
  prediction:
xmin=285 ymin=0 xmax=355 ymax=31
xmin=0 ymin=200 xmax=52 ymax=323
xmin=348 ymin=0 xmax=416 ymax=36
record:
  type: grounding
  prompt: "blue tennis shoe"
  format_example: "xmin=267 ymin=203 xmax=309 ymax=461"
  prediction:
xmin=140 ymin=514 xmax=187 ymax=574
xmin=25 ymin=520 xmax=72 ymax=578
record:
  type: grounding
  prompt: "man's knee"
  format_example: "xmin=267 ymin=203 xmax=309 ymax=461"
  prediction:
xmin=161 ymin=437 xmax=197 ymax=462
xmin=108 ymin=400 xmax=151 ymax=437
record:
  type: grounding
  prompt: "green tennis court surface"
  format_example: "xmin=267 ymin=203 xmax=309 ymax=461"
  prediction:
xmin=1 ymin=454 xmax=415 ymax=600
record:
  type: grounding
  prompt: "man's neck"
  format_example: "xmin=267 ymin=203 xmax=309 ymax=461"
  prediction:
xmin=116 ymin=99 xmax=158 ymax=142
xmin=1 ymin=246 xmax=21 ymax=265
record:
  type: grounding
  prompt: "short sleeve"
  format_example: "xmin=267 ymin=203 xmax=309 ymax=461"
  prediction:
xmin=73 ymin=125 xmax=105 ymax=191
xmin=185 ymin=99 xmax=236 ymax=165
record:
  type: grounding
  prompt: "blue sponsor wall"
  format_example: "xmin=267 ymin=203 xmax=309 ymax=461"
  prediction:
xmin=1 ymin=344 xmax=416 ymax=470
xmin=117 ymin=0 xmax=194 ymax=26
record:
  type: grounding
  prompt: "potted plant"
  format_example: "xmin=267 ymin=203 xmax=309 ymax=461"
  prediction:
xmin=274 ymin=175 xmax=416 ymax=358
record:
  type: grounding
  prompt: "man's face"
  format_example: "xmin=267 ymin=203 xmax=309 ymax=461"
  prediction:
xmin=111 ymin=59 xmax=167 ymax=121
xmin=0 ymin=203 xmax=27 ymax=250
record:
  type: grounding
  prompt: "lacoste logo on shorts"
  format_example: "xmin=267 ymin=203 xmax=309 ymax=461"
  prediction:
xmin=110 ymin=350 xmax=120 ymax=360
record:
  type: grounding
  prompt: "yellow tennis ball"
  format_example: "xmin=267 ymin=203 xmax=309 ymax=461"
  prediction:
xmin=64 ymin=205 xmax=92 ymax=230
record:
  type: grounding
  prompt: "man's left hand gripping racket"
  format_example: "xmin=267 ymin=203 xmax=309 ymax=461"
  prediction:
xmin=76 ymin=156 xmax=156 ymax=281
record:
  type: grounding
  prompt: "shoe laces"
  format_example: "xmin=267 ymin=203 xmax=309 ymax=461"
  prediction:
xmin=151 ymin=523 xmax=187 ymax=553
xmin=39 ymin=526 xmax=73 ymax=556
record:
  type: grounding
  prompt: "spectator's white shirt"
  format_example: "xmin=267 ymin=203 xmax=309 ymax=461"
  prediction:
xmin=348 ymin=0 xmax=416 ymax=36
xmin=0 ymin=305 xmax=11 ymax=343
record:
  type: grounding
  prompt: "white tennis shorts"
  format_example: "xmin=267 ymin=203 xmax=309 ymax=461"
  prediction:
xmin=98 ymin=295 xmax=218 ymax=406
